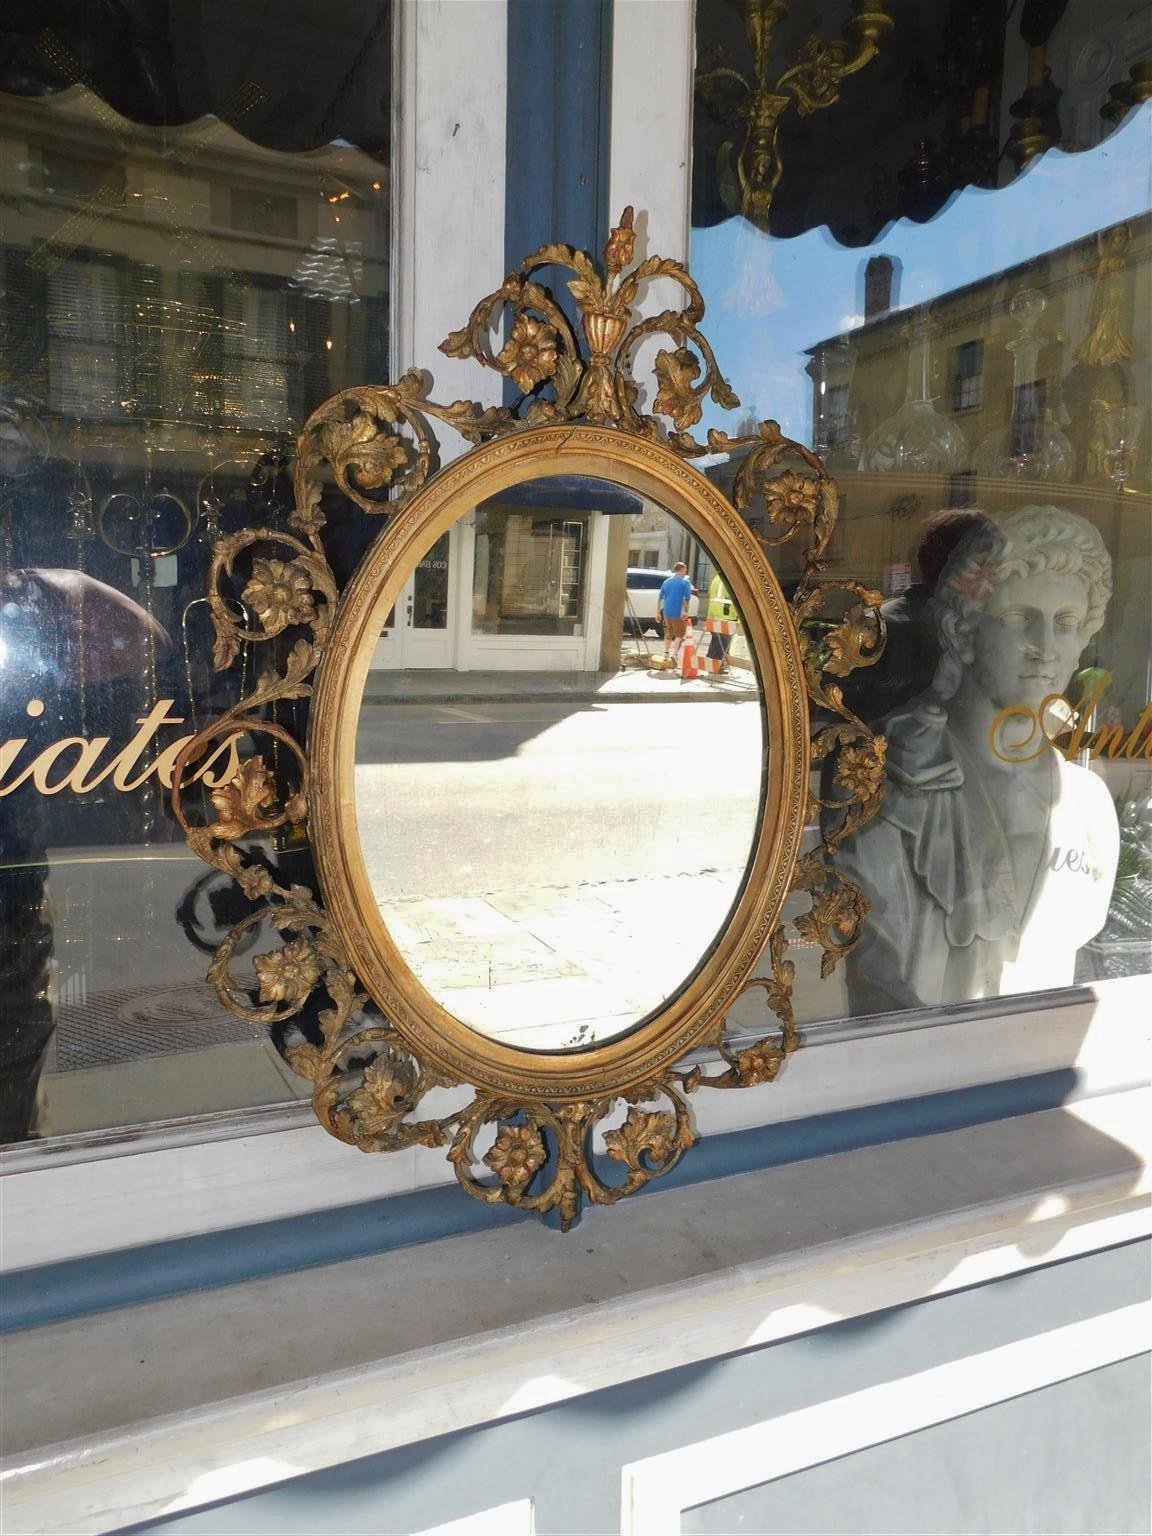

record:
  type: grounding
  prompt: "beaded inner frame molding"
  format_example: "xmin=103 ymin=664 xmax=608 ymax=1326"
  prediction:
xmin=174 ymin=209 xmax=885 ymax=1229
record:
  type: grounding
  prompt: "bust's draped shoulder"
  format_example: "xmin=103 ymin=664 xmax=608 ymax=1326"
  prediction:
xmin=835 ymin=701 xmax=1119 ymax=1013
xmin=874 ymin=702 xmax=1017 ymax=949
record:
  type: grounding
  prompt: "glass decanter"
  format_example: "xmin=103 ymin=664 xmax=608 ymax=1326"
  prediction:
xmin=975 ymin=289 xmax=1075 ymax=483
xmin=861 ymin=306 xmax=968 ymax=474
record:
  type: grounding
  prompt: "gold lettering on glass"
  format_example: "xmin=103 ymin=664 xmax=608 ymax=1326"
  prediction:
xmin=0 ymin=700 xmax=244 ymax=797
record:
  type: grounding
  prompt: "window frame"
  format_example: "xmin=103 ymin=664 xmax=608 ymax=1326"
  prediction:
xmin=2 ymin=0 xmax=1148 ymax=1275
xmin=951 ymin=339 xmax=984 ymax=413
xmin=3 ymin=975 xmax=1148 ymax=1274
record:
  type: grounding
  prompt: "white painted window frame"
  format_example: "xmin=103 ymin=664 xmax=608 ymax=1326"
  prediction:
xmin=1 ymin=0 xmax=1149 ymax=1275
xmin=3 ymin=976 xmax=1148 ymax=1272
xmin=3 ymin=1089 xmax=1147 ymax=1534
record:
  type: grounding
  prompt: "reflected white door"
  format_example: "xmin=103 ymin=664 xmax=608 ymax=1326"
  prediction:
xmin=371 ymin=527 xmax=456 ymax=669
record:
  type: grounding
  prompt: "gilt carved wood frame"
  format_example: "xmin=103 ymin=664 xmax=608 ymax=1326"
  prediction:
xmin=174 ymin=209 xmax=885 ymax=1228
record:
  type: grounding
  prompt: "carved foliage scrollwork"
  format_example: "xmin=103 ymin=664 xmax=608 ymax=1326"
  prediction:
xmin=286 ymin=207 xmax=747 ymax=550
xmin=445 ymin=1085 xmax=696 ymax=1230
xmin=175 ymin=210 xmax=887 ymax=1228
xmin=441 ymin=205 xmax=741 ymax=439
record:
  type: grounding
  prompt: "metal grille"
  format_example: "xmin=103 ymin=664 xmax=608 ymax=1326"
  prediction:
xmin=56 ymin=979 xmax=260 ymax=1071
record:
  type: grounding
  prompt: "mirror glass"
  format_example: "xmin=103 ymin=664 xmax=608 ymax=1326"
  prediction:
xmin=353 ymin=473 xmax=764 ymax=1051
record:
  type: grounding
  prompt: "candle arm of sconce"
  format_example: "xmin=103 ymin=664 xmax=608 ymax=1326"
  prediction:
xmin=696 ymin=64 xmax=754 ymax=102
xmin=774 ymin=3 xmax=893 ymax=118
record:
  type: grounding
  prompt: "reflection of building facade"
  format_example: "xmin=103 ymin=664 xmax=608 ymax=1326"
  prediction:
xmin=806 ymin=215 xmax=1150 ymax=495
xmin=0 ymin=85 xmax=390 ymax=801
xmin=800 ymin=215 xmax=1152 ymax=718
xmin=626 ymin=499 xmax=695 ymax=570
xmin=370 ymin=482 xmax=705 ymax=673
xmin=0 ymin=86 xmax=388 ymax=447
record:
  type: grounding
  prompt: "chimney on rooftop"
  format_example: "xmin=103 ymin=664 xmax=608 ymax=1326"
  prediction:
xmin=864 ymin=255 xmax=900 ymax=320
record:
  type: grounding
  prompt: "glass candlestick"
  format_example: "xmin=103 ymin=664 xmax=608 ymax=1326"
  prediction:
xmin=861 ymin=307 xmax=968 ymax=474
xmin=808 ymin=335 xmax=858 ymax=469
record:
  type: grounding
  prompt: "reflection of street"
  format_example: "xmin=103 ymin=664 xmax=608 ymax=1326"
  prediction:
xmin=355 ymin=699 xmax=764 ymax=1048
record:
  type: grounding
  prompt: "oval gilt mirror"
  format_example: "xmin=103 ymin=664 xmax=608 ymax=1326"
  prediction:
xmin=355 ymin=486 xmax=763 ymax=1053
xmin=309 ymin=426 xmax=808 ymax=1101
xmin=176 ymin=209 xmax=882 ymax=1227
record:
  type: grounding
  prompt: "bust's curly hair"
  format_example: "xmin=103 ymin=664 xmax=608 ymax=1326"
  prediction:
xmin=929 ymin=505 xmax=1112 ymax=700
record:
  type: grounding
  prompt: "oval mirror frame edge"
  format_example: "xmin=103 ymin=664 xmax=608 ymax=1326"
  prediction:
xmin=309 ymin=423 xmax=809 ymax=1101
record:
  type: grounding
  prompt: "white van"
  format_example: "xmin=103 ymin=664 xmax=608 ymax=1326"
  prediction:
xmin=623 ymin=568 xmax=699 ymax=635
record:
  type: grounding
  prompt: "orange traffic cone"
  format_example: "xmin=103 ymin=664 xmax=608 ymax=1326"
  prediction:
xmin=679 ymin=620 xmax=699 ymax=679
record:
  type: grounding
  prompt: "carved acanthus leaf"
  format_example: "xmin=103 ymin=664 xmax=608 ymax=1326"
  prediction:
xmin=343 ymin=1052 xmax=419 ymax=1138
xmin=653 ymin=347 xmax=703 ymax=430
xmin=209 ymin=756 xmax=275 ymax=840
xmin=603 ymin=1107 xmax=680 ymax=1168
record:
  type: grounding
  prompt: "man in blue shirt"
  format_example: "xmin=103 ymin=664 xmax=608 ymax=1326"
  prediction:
xmin=657 ymin=563 xmax=694 ymax=663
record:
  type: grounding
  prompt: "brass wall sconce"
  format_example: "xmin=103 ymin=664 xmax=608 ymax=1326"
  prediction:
xmin=696 ymin=0 xmax=893 ymax=231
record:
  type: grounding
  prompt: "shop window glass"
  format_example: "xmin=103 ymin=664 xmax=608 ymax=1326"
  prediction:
xmin=473 ymin=509 xmax=590 ymax=638
xmin=692 ymin=0 xmax=1151 ymax=1026
xmin=0 ymin=3 xmax=391 ymax=1145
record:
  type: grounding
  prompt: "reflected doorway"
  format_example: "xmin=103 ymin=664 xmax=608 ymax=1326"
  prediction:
xmin=371 ymin=527 xmax=456 ymax=668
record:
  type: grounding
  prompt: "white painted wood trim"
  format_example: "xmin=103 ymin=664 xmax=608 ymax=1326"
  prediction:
xmin=396 ymin=0 xmax=506 ymax=444
xmin=606 ymin=0 xmax=695 ymax=416
xmin=416 ymin=1500 xmax=534 ymax=1536
xmin=2 ymin=974 xmax=1148 ymax=1272
xmin=620 ymin=1305 xmax=1152 ymax=1535
xmin=1 ymin=1091 xmax=1147 ymax=1536
xmin=608 ymin=0 xmax=695 ymax=263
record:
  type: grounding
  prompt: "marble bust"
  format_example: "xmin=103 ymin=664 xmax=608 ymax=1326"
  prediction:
xmin=839 ymin=505 xmax=1120 ymax=1014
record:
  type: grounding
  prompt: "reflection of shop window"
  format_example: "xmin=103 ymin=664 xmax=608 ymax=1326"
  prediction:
xmin=47 ymin=257 xmax=127 ymax=418
xmin=947 ymin=469 xmax=978 ymax=507
xmin=951 ymin=339 xmax=983 ymax=411
xmin=628 ymin=547 xmax=663 ymax=568
xmin=36 ymin=147 xmax=126 ymax=205
xmin=627 ymin=538 xmax=665 ymax=568
xmin=1011 ymin=377 xmax=1047 ymax=456
xmin=219 ymin=278 xmax=290 ymax=428
xmin=472 ymin=509 xmax=589 ymax=636
xmin=412 ymin=532 xmax=450 ymax=629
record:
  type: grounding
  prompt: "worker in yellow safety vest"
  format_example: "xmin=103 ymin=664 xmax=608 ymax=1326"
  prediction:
xmin=702 ymin=573 xmax=741 ymax=675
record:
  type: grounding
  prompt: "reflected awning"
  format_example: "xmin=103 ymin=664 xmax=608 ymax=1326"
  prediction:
xmin=478 ymin=475 xmax=644 ymax=515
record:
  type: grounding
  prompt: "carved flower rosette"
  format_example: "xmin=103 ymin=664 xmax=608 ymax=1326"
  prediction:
xmin=174 ymin=210 xmax=885 ymax=1229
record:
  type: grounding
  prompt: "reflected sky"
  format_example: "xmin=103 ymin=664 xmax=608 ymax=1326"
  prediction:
xmin=692 ymin=103 xmax=1152 ymax=446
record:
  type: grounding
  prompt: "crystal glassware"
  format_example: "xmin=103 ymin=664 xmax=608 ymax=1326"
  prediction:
xmin=861 ymin=306 xmax=968 ymax=475
xmin=1097 ymin=403 xmax=1147 ymax=490
xmin=974 ymin=289 xmax=1075 ymax=483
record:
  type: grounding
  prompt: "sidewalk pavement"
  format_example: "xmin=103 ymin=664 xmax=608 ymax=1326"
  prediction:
xmin=362 ymin=656 xmax=759 ymax=706
xmin=377 ymin=868 xmax=745 ymax=1050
